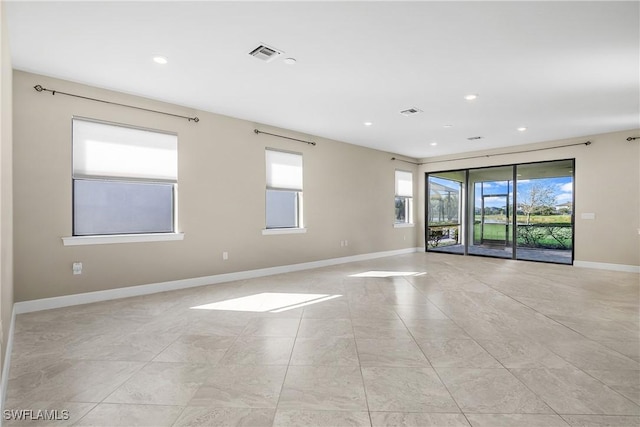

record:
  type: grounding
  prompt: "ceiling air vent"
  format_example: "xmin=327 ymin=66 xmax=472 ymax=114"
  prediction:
xmin=248 ymin=44 xmax=283 ymax=62
xmin=467 ymin=136 xmax=483 ymax=141
xmin=399 ymin=107 xmax=423 ymax=116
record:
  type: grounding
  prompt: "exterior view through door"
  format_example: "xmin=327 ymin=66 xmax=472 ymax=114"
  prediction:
xmin=427 ymin=159 xmax=574 ymax=265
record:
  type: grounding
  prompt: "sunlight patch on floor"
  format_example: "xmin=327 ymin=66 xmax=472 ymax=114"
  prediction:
xmin=190 ymin=292 xmax=342 ymax=313
xmin=348 ymin=271 xmax=426 ymax=278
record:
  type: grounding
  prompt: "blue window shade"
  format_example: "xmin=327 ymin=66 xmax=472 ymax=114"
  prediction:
xmin=266 ymin=190 xmax=298 ymax=228
xmin=74 ymin=179 xmax=174 ymax=235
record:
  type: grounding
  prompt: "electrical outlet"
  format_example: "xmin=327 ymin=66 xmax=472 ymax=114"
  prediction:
xmin=222 ymin=251 xmax=229 ymax=260
xmin=72 ymin=262 xmax=82 ymax=275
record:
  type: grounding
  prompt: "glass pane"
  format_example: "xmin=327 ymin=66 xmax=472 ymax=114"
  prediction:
xmin=515 ymin=160 xmax=573 ymax=264
xmin=266 ymin=190 xmax=298 ymax=228
xmin=468 ymin=166 xmax=514 ymax=259
xmin=74 ymin=179 xmax=174 ymax=235
xmin=427 ymin=171 xmax=464 ymax=254
xmin=395 ymin=196 xmax=413 ymax=223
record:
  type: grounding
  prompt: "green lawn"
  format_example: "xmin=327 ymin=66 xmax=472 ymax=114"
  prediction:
xmin=474 ymin=223 xmax=509 ymax=241
xmin=473 ymin=221 xmax=572 ymax=249
xmin=431 ymin=215 xmax=573 ymax=249
xmin=479 ymin=214 xmax=572 ymax=224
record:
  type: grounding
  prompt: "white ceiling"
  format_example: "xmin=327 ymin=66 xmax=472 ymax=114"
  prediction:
xmin=5 ymin=1 xmax=639 ymax=159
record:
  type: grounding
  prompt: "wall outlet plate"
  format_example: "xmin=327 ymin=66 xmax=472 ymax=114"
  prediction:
xmin=72 ymin=262 xmax=82 ymax=275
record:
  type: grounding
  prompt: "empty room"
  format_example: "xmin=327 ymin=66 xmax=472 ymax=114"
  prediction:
xmin=0 ymin=1 xmax=639 ymax=426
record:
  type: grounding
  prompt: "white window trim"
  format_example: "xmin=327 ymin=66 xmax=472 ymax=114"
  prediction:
xmin=62 ymin=233 xmax=184 ymax=246
xmin=265 ymin=148 xmax=304 ymax=231
xmin=72 ymin=117 xmax=179 ymax=237
xmin=393 ymin=223 xmax=414 ymax=228
xmin=262 ymin=228 xmax=307 ymax=236
xmin=395 ymin=169 xmax=414 ymax=225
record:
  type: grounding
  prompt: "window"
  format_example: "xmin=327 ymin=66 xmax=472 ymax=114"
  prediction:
xmin=395 ymin=170 xmax=413 ymax=224
xmin=72 ymin=118 xmax=177 ymax=236
xmin=265 ymin=149 xmax=303 ymax=229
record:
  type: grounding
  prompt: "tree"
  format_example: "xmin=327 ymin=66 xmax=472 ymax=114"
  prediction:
xmin=517 ymin=182 xmax=557 ymax=224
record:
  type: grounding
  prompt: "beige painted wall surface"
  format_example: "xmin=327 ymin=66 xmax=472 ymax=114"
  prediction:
xmin=418 ymin=130 xmax=640 ymax=267
xmin=1 ymin=1 xmax=14 ymax=371
xmin=13 ymin=71 xmax=419 ymax=302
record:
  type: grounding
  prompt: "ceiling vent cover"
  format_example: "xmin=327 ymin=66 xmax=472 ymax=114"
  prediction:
xmin=249 ymin=44 xmax=283 ymax=62
xmin=400 ymin=107 xmax=423 ymax=116
xmin=467 ymin=136 xmax=483 ymax=140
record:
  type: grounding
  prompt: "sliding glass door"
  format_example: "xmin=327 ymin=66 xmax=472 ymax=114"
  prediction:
xmin=468 ymin=166 xmax=514 ymax=259
xmin=426 ymin=159 xmax=574 ymax=265
xmin=515 ymin=160 xmax=574 ymax=264
xmin=427 ymin=171 xmax=465 ymax=254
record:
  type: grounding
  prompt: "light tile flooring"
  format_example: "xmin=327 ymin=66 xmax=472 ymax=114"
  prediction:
xmin=4 ymin=253 xmax=640 ymax=426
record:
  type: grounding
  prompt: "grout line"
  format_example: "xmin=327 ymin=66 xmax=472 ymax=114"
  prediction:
xmin=271 ymin=310 xmax=304 ymax=426
xmin=400 ymin=271 xmax=566 ymax=420
xmin=349 ymin=303 xmax=374 ymax=427
xmin=389 ymin=276 xmax=471 ymax=425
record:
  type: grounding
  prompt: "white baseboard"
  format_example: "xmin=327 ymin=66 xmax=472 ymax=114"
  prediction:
xmin=574 ymin=260 xmax=640 ymax=273
xmin=14 ymin=247 xmax=421 ymax=315
xmin=1 ymin=306 xmax=16 ymax=417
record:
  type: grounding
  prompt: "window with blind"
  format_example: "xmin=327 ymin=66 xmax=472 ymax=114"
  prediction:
xmin=395 ymin=170 xmax=413 ymax=224
xmin=265 ymin=149 xmax=303 ymax=229
xmin=72 ymin=118 xmax=178 ymax=236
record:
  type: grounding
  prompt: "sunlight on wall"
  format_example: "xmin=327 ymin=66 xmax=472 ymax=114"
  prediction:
xmin=190 ymin=292 xmax=342 ymax=313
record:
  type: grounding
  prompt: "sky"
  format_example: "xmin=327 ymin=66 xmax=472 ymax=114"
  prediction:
xmin=476 ymin=177 xmax=572 ymax=208
xmin=429 ymin=176 xmax=573 ymax=209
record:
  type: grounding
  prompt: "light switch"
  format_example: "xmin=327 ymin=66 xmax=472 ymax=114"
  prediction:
xmin=580 ymin=213 xmax=596 ymax=220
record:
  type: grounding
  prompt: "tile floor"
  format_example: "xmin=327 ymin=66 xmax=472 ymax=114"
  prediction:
xmin=4 ymin=253 xmax=639 ymax=426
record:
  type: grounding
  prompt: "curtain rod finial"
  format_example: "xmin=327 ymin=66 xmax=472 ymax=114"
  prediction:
xmin=585 ymin=141 xmax=592 ymax=145
xmin=34 ymin=85 xmax=43 ymax=92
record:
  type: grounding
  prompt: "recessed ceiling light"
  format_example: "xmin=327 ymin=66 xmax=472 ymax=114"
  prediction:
xmin=152 ymin=55 xmax=168 ymax=65
xmin=464 ymin=94 xmax=478 ymax=101
xmin=283 ymin=57 xmax=297 ymax=65
xmin=430 ymin=142 xmax=438 ymax=146
xmin=363 ymin=122 xmax=373 ymax=126
xmin=443 ymin=124 xmax=453 ymax=128
xmin=517 ymin=127 xmax=527 ymax=132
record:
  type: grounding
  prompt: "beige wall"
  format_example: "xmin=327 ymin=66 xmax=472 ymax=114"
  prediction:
xmin=13 ymin=71 xmax=419 ymax=302
xmin=1 ymin=0 xmax=14 ymax=369
xmin=418 ymin=130 xmax=640 ymax=268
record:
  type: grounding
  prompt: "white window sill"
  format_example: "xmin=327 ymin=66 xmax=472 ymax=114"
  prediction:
xmin=393 ymin=223 xmax=415 ymax=228
xmin=262 ymin=228 xmax=307 ymax=235
xmin=62 ymin=233 xmax=185 ymax=246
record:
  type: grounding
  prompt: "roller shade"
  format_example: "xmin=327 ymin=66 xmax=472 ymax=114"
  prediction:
xmin=395 ymin=170 xmax=413 ymax=197
xmin=266 ymin=149 xmax=303 ymax=190
xmin=73 ymin=118 xmax=177 ymax=182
